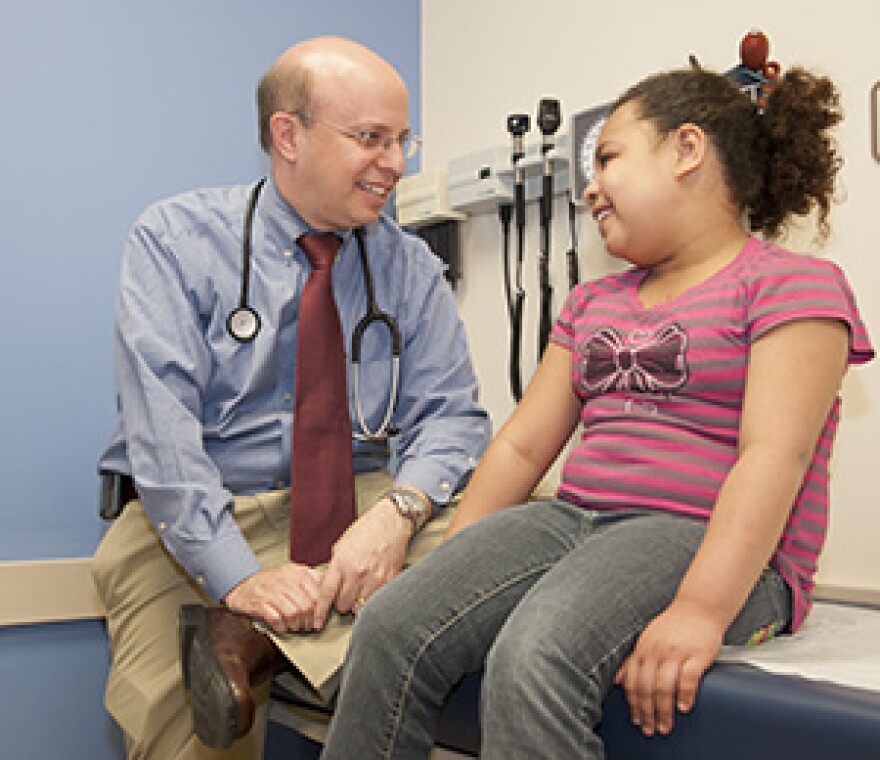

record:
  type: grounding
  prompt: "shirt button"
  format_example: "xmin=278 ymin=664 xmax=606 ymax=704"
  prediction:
xmin=196 ymin=575 xmax=206 ymax=586
xmin=158 ymin=521 xmax=167 ymax=531
xmin=440 ymin=481 xmax=450 ymax=492
xmin=283 ymin=392 xmax=292 ymax=403
xmin=468 ymin=456 xmax=477 ymax=466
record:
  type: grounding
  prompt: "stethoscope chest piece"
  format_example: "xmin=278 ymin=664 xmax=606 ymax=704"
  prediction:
xmin=226 ymin=178 xmax=266 ymax=343
xmin=227 ymin=306 xmax=261 ymax=342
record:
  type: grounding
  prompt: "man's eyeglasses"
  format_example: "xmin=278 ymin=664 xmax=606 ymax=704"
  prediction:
xmin=294 ymin=111 xmax=422 ymax=160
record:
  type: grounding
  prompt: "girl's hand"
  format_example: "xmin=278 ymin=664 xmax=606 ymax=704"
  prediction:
xmin=615 ymin=601 xmax=724 ymax=737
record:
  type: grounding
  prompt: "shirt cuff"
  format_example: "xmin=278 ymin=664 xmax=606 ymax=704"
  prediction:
xmin=174 ymin=528 xmax=262 ymax=603
xmin=396 ymin=456 xmax=478 ymax=508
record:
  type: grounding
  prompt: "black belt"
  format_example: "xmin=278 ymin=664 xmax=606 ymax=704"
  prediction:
xmin=99 ymin=471 xmax=138 ymax=520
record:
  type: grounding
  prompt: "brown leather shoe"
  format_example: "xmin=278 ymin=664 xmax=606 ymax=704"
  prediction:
xmin=179 ymin=604 xmax=279 ymax=749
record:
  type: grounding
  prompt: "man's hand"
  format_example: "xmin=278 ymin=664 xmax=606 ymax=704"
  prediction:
xmin=223 ymin=563 xmax=324 ymax=635
xmin=615 ymin=600 xmax=724 ymax=737
xmin=312 ymin=498 xmax=412 ymax=629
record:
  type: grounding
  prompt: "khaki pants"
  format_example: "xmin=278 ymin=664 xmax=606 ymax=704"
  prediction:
xmin=92 ymin=472 xmax=452 ymax=760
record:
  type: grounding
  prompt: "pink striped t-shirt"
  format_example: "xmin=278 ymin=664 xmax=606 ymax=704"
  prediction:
xmin=551 ymin=237 xmax=874 ymax=631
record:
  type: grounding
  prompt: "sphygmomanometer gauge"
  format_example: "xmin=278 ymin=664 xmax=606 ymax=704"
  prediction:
xmin=569 ymin=103 xmax=611 ymax=205
xmin=580 ymin=117 xmax=606 ymax=187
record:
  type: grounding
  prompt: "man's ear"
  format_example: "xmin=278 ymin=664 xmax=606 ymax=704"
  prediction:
xmin=269 ymin=111 xmax=299 ymax=162
xmin=673 ymin=123 xmax=706 ymax=179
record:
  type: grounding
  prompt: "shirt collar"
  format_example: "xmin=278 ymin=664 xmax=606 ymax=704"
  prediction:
xmin=259 ymin=174 xmax=355 ymax=257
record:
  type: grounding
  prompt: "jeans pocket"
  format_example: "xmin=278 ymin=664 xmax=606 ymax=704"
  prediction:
xmin=724 ymin=567 xmax=792 ymax=646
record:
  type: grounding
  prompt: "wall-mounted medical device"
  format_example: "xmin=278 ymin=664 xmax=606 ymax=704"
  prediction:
xmin=446 ymin=145 xmax=514 ymax=215
xmin=396 ymin=165 xmax=466 ymax=228
xmin=518 ymin=134 xmax=570 ymax=207
xmin=536 ymin=98 xmax=562 ymax=358
xmin=568 ymin=103 xmax=610 ymax=205
xmin=443 ymin=137 xmax=571 ymax=217
xmin=398 ymin=101 xmax=594 ymax=222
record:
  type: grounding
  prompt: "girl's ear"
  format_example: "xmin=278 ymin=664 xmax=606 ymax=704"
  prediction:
xmin=673 ymin=123 xmax=706 ymax=179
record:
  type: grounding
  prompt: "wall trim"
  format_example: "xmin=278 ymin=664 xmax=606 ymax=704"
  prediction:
xmin=814 ymin=583 xmax=880 ymax=609
xmin=0 ymin=558 xmax=104 ymax=627
xmin=0 ymin=558 xmax=877 ymax=628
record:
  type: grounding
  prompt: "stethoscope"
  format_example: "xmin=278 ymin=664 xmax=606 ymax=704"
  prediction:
xmin=226 ymin=178 xmax=401 ymax=441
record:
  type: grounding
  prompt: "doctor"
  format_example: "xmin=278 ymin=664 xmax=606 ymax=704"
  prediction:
xmin=93 ymin=36 xmax=489 ymax=759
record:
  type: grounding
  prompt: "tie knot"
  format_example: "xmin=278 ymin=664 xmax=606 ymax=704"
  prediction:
xmin=299 ymin=233 xmax=341 ymax=270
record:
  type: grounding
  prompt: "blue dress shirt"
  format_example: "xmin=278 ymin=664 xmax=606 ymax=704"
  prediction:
xmin=98 ymin=176 xmax=490 ymax=601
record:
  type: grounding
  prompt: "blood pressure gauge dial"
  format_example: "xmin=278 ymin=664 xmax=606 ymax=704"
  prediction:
xmin=579 ymin=116 xmax=607 ymax=188
xmin=568 ymin=104 xmax=610 ymax=205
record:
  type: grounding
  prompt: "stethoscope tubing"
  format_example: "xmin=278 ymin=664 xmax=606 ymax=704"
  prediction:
xmin=228 ymin=178 xmax=401 ymax=440
xmin=350 ymin=227 xmax=401 ymax=440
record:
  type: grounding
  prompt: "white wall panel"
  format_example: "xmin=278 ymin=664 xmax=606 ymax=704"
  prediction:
xmin=422 ymin=0 xmax=880 ymax=594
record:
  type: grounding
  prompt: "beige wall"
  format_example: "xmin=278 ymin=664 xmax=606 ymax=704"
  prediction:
xmin=422 ymin=0 xmax=880 ymax=595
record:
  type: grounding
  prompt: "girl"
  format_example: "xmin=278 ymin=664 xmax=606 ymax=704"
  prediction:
xmin=321 ymin=66 xmax=874 ymax=759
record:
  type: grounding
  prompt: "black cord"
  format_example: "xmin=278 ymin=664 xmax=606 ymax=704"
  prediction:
xmin=510 ymin=179 xmax=526 ymax=402
xmin=500 ymin=200 xmax=524 ymax=402
xmin=538 ymin=171 xmax=553 ymax=358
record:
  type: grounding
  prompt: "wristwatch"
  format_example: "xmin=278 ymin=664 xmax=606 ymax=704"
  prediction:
xmin=381 ymin=487 xmax=431 ymax=534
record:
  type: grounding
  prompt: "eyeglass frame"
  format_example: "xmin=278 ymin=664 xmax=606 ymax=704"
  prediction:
xmin=292 ymin=110 xmax=422 ymax=160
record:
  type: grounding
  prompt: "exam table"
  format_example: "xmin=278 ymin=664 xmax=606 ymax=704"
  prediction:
xmin=269 ymin=600 xmax=880 ymax=758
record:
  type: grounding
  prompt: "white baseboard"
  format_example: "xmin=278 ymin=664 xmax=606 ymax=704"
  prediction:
xmin=814 ymin=583 xmax=880 ymax=609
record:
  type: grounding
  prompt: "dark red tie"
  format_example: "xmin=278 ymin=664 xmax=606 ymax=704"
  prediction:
xmin=289 ymin=233 xmax=356 ymax=565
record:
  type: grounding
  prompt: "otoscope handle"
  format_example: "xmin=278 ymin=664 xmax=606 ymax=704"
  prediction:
xmin=566 ymin=194 xmax=580 ymax=288
xmin=509 ymin=292 xmax=524 ymax=402
xmin=567 ymin=249 xmax=580 ymax=289
xmin=538 ymin=298 xmax=552 ymax=357
xmin=514 ymin=182 xmax=526 ymax=230
xmin=540 ymin=174 xmax=553 ymax=228
xmin=538 ymin=257 xmax=552 ymax=357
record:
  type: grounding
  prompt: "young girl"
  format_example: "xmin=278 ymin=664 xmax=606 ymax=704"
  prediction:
xmin=321 ymin=66 xmax=874 ymax=759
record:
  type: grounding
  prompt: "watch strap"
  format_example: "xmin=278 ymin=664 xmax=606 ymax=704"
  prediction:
xmin=380 ymin=486 xmax=431 ymax=534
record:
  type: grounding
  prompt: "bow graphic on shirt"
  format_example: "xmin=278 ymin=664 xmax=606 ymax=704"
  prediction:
xmin=577 ymin=324 xmax=689 ymax=393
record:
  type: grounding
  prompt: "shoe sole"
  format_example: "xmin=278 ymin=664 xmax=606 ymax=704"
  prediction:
xmin=179 ymin=604 xmax=200 ymax=691
xmin=179 ymin=604 xmax=242 ymax=749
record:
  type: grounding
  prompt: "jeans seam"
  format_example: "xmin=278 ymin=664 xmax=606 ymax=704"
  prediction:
xmin=576 ymin=625 xmax=642 ymax=736
xmin=381 ymin=560 xmax=558 ymax=758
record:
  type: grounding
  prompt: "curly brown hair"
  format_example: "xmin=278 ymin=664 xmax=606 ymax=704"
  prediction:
xmin=611 ymin=67 xmax=843 ymax=242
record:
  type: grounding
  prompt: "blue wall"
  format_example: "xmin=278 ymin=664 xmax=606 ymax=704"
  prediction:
xmin=0 ymin=2 xmax=420 ymax=757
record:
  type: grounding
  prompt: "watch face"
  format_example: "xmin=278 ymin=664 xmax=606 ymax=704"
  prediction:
xmin=569 ymin=103 xmax=611 ymax=205
xmin=398 ymin=491 xmax=426 ymax=517
xmin=385 ymin=487 xmax=430 ymax=532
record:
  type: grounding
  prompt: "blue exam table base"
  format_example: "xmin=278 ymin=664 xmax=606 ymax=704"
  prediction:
xmin=272 ymin=661 xmax=880 ymax=758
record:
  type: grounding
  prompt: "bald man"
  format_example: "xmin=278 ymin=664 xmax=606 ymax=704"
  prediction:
xmin=93 ymin=37 xmax=489 ymax=759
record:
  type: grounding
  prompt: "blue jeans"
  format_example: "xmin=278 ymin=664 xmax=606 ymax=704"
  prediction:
xmin=321 ymin=501 xmax=791 ymax=760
